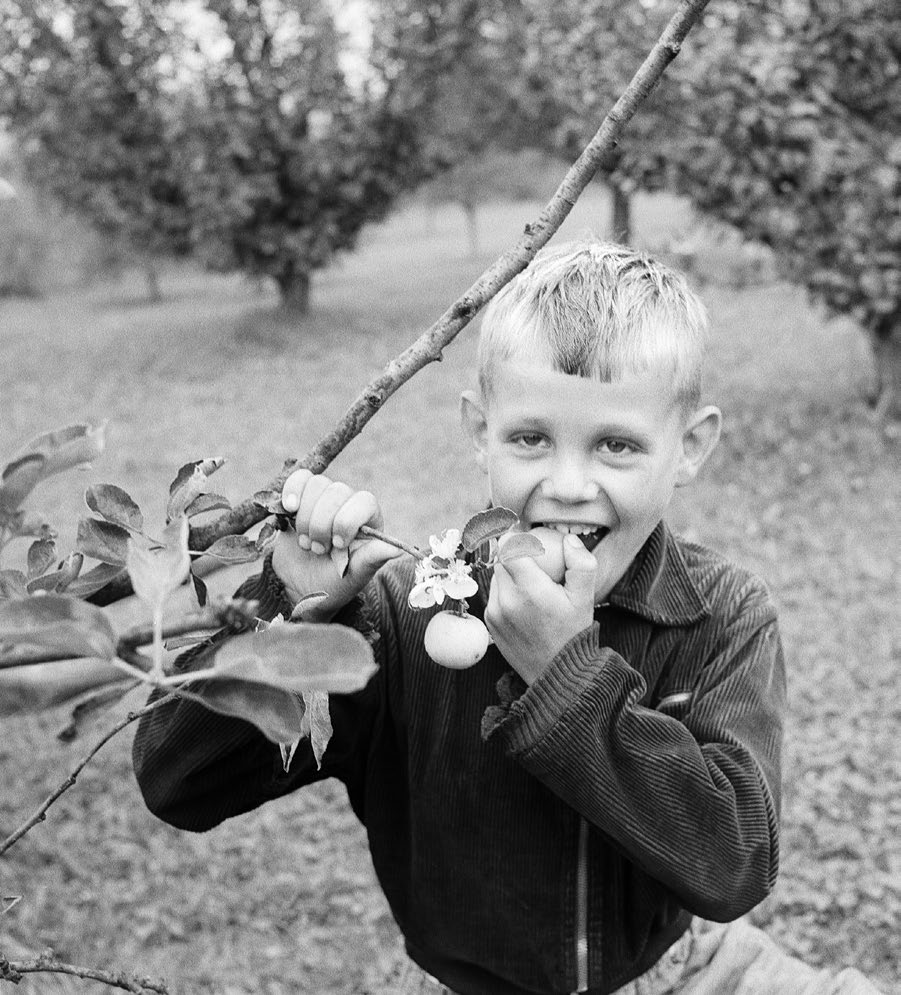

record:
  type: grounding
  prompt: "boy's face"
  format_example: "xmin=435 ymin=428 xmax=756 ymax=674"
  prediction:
xmin=462 ymin=359 xmax=720 ymax=603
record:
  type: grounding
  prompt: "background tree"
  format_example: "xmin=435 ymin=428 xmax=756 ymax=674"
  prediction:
xmin=183 ymin=0 xmax=416 ymax=312
xmin=0 ymin=0 xmax=193 ymax=301
xmin=676 ymin=0 xmax=900 ymax=416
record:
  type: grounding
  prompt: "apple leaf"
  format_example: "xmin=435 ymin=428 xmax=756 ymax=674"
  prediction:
xmin=85 ymin=483 xmax=143 ymax=532
xmin=461 ymin=506 xmax=519 ymax=552
xmin=0 ymin=594 xmax=117 ymax=659
xmin=180 ymin=623 xmax=377 ymax=744
xmin=64 ymin=562 xmax=125 ymax=599
xmin=203 ymin=534 xmax=261 ymax=564
xmin=57 ymin=679 xmax=139 ymax=742
xmin=126 ymin=516 xmax=190 ymax=608
xmin=0 ymin=423 xmax=105 ymax=513
xmin=27 ymin=552 xmax=85 ymax=594
xmin=301 ymin=689 xmax=332 ymax=770
xmin=496 ymin=531 xmax=545 ymax=563
xmin=26 ymin=538 xmax=57 ymax=579
xmin=253 ymin=490 xmax=285 ymax=515
xmin=76 ymin=517 xmax=131 ymax=566
xmin=255 ymin=520 xmax=278 ymax=552
xmin=167 ymin=458 xmax=225 ymax=522
xmin=184 ymin=493 xmax=231 ymax=518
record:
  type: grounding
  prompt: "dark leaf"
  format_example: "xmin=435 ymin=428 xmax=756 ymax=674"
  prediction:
xmin=255 ymin=520 xmax=278 ymax=552
xmin=204 ymin=534 xmax=261 ymax=564
xmin=85 ymin=483 xmax=143 ymax=531
xmin=461 ymin=506 xmax=519 ymax=551
xmin=75 ymin=517 xmax=131 ymax=566
xmin=184 ymin=493 xmax=231 ymax=518
xmin=65 ymin=562 xmax=126 ymax=599
xmin=0 ymin=595 xmax=117 ymax=659
xmin=179 ymin=681 xmax=306 ymax=744
xmin=167 ymin=458 xmax=225 ymax=522
xmin=26 ymin=538 xmax=57 ymax=579
xmin=191 ymin=572 xmax=208 ymax=607
xmin=253 ymin=489 xmax=285 ymax=515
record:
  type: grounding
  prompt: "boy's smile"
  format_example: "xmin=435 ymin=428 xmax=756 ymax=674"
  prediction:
xmin=463 ymin=360 xmax=721 ymax=603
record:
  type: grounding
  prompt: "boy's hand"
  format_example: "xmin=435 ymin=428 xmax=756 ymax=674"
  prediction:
xmin=486 ymin=534 xmax=597 ymax=684
xmin=271 ymin=469 xmax=402 ymax=620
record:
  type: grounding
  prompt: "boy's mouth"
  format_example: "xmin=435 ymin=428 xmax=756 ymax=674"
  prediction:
xmin=533 ymin=522 xmax=610 ymax=552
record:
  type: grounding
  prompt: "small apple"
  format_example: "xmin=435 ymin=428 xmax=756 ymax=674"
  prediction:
xmin=498 ymin=526 xmax=566 ymax=583
xmin=424 ymin=610 xmax=491 ymax=669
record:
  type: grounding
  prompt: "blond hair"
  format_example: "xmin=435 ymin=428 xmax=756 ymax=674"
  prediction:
xmin=478 ymin=240 xmax=708 ymax=409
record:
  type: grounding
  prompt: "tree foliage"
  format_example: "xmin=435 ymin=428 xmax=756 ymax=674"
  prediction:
xmin=677 ymin=0 xmax=900 ymax=412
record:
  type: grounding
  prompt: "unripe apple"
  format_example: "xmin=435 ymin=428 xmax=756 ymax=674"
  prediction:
xmin=424 ymin=610 xmax=491 ymax=669
xmin=498 ymin=526 xmax=566 ymax=583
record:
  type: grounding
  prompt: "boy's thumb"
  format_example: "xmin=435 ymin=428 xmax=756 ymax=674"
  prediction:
xmin=562 ymin=534 xmax=598 ymax=602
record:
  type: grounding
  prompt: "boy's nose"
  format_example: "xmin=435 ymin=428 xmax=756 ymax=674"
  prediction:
xmin=540 ymin=459 xmax=600 ymax=503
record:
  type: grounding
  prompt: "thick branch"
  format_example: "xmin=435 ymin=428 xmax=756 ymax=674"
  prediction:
xmin=0 ymin=951 xmax=172 ymax=993
xmin=89 ymin=0 xmax=711 ymax=605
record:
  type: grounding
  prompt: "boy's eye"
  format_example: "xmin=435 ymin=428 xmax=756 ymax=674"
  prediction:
xmin=599 ymin=438 xmax=636 ymax=455
xmin=512 ymin=432 xmax=548 ymax=449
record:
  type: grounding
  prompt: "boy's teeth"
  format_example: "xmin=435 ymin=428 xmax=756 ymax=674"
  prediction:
xmin=547 ymin=523 xmax=595 ymax=535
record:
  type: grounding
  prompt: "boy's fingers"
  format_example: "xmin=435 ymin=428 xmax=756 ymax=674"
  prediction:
xmin=307 ymin=480 xmax=355 ymax=549
xmin=562 ymin=534 xmax=598 ymax=604
xmin=295 ymin=474 xmax=332 ymax=538
xmin=331 ymin=490 xmax=383 ymax=548
xmin=281 ymin=468 xmax=313 ymax=512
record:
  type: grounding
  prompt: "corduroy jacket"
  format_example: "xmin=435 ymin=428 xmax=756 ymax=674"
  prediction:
xmin=132 ymin=521 xmax=786 ymax=995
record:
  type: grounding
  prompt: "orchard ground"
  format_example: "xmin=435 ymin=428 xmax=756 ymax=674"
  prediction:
xmin=1 ymin=189 xmax=898 ymax=994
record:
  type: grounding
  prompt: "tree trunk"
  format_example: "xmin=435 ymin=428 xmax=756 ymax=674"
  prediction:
xmin=611 ymin=183 xmax=632 ymax=244
xmin=277 ymin=267 xmax=311 ymax=314
xmin=144 ymin=262 xmax=162 ymax=303
xmin=462 ymin=200 xmax=479 ymax=258
xmin=869 ymin=318 xmax=901 ymax=421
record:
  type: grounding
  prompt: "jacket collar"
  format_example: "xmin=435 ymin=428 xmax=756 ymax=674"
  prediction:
xmin=606 ymin=521 xmax=710 ymax=626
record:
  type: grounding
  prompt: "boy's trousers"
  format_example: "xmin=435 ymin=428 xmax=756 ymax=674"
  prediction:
xmin=389 ymin=917 xmax=884 ymax=995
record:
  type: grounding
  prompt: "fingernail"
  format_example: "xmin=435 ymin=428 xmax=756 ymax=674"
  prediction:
xmin=310 ymin=541 xmax=326 ymax=555
xmin=282 ymin=493 xmax=299 ymax=512
xmin=297 ymin=533 xmax=312 ymax=550
xmin=332 ymin=535 xmax=345 ymax=549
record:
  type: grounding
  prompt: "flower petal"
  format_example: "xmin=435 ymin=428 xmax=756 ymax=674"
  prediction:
xmin=443 ymin=574 xmax=478 ymax=599
xmin=408 ymin=582 xmax=437 ymax=609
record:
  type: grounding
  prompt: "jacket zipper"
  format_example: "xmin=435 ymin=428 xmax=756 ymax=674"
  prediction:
xmin=574 ymin=816 xmax=589 ymax=992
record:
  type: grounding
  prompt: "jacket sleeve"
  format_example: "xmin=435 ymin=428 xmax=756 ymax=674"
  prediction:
xmin=483 ymin=582 xmax=785 ymax=922
xmin=131 ymin=557 xmax=381 ymax=832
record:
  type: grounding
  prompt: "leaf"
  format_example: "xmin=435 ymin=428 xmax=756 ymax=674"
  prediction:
xmin=183 ymin=623 xmax=377 ymax=743
xmin=0 ymin=570 xmax=28 ymax=600
xmin=27 ymin=552 xmax=85 ymax=595
xmin=255 ymin=520 xmax=278 ymax=552
xmin=191 ymin=572 xmax=208 ymax=608
xmin=461 ymin=506 xmax=519 ymax=551
xmin=0 ymin=423 xmax=105 ymax=512
xmin=56 ymin=680 xmax=139 ymax=742
xmin=279 ymin=738 xmax=301 ymax=773
xmin=65 ymin=562 xmax=125 ymax=599
xmin=75 ymin=517 xmax=131 ymax=566
xmin=253 ymin=489 xmax=285 ymax=515
xmin=301 ymin=689 xmax=332 ymax=770
xmin=289 ymin=591 xmax=328 ymax=622
xmin=26 ymin=538 xmax=57 ymax=579
xmin=0 ymin=595 xmax=117 ymax=659
xmin=184 ymin=493 xmax=231 ymax=518
xmin=85 ymin=483 xmax=143 ymax=531
xmin=203 ymin=534 xmax=261 ymax=564
xmin=496 ymin=531 xmax=545 ymax=563
xmin=167 ymin=458 xmax=225 ymax=522
xmin=126 ymin=516 xmax=190 ymax=608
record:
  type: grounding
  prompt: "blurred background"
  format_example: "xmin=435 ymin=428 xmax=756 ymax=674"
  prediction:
xmin=0 ymin=1 xmax=898 ymax=992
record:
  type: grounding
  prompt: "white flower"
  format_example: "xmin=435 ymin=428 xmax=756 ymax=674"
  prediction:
xmin=407 ymin=529 xmax=478 ymax=609
xmin=442 ymin=557 xmax=478 ymax=600
xmin=429 ymin=528 xmax=463 ymax=561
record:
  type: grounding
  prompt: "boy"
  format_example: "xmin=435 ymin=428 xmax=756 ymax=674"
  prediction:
xmin=133 ymin=241 xmax=879 ymax=994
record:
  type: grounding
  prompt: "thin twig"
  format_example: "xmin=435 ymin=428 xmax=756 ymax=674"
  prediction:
xmin=0 ymin=694 xmax=175 ymax=855
xmin=89 ymin=0 xmax=712 ymax=606
xmin=358 ymin=525 xmax=425 ymax=559
xmin=0 ymin=950 xmax=172 ymax=993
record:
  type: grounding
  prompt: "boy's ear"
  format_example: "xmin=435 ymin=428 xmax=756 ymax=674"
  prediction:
xmin=675 ymin=405 xmax=722 ymax=487
xmin=460 ymin=390 xmax=489 ymax=474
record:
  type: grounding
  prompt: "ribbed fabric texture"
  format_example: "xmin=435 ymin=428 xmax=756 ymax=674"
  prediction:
xmin=132 ymin=521 xmax=785 ymax=995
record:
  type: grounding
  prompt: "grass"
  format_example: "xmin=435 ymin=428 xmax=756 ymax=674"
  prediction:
xmin=1 ymin=189 xmax=898 ymax=993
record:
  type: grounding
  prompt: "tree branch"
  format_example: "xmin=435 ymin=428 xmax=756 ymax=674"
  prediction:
xmin=0 ymin=695 xmax=175 ymax=855
xmin=0 ymin=950 xmax=172 ymax=993
xmin=87 ymin=0 xmax=711 ymax=606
